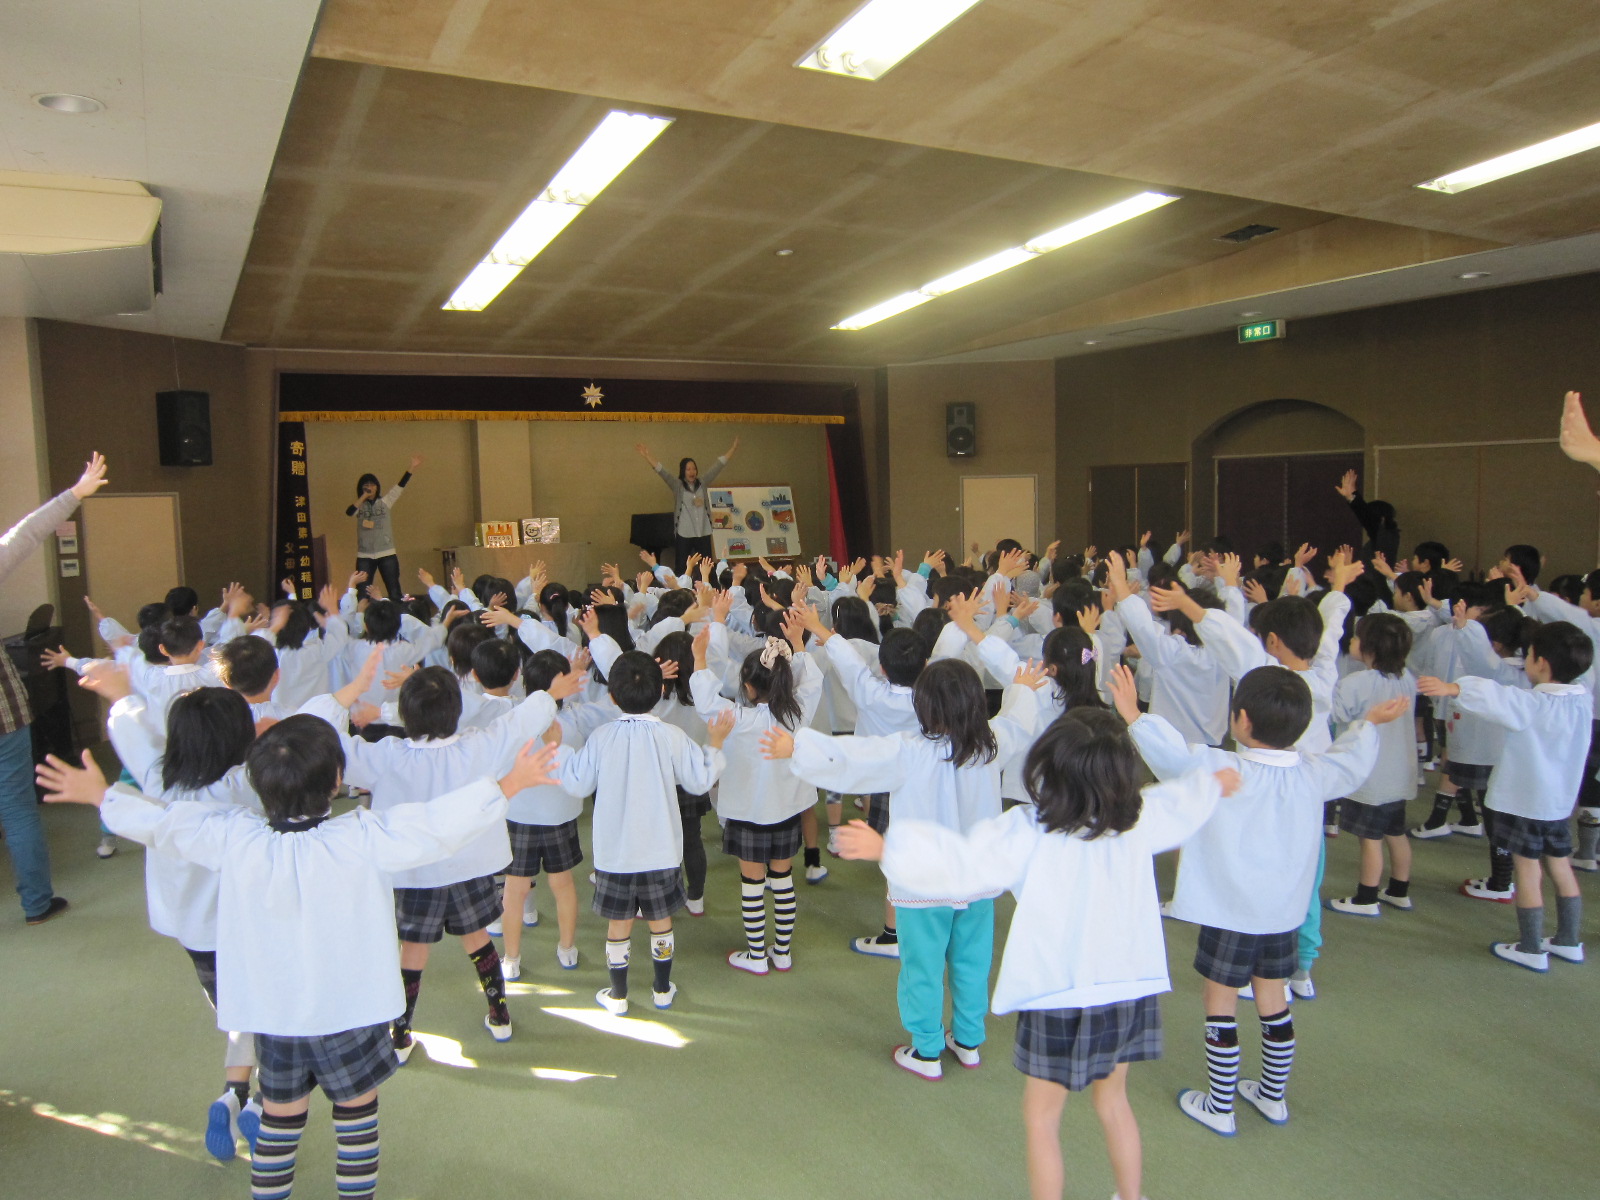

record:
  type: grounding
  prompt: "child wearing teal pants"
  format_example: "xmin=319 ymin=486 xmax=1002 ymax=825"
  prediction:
xmin=895 ymin=900 xmax=996 ymax=1061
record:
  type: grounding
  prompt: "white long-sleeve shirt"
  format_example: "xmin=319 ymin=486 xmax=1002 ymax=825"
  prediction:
xmin=1115 ymin=595 xmax=1230 ymax=746
xmin=101 ymin=778 xmax=508 ymax=1037
xmin=690 ymin=657 xmax=822 ymax=825
xmin=302 ymin=690 xmax=556 ymax=888
xmin=554 ymin=715 xmax=724 ymax=873
xmin=129 ymin=658 xmax=225 ymax=726
xmin=1129 ymin=711 xmax=1378 ymax=934
xmin=1453 ymin=677 xmax=1591 ymax=822
xmin=973 ymin=632 xmax=1072 ymax=803
xmin=263 ymin=620 xmax=350 ymax=711
xmin=882 ymin=770 xmax=1221 ymax=1011
xmin=786 ymin=684 xmax=1040 ymax=905
xmin=1331 ymin=668 xmax=1417 ymax=805
xmin=333 ymin=627 xmax=449 ymax=707
xmin=505 ymin=708 xmax=586 ymax=826
xmin=1522 ymin=590 xmax=1600 ymax=720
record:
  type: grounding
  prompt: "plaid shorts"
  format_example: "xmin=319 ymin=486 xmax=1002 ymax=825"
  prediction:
xmin=723 ymin=813 xmax=803 ymax=863
xmin=1491 ymin=812 xmax=1574 ymax=859
xmin=678 ymin=787 xmax=711 ymax=818
xmin=591 ymin=867 xmax=685 ymax=921
xmin=255 ymin=1023 xmax=396 ymax=1104
xmin=394 ymin=874 xmax=502 ymax=943
xmin=507 ymin=819 xmax=584 ymax=877
xmin=864 ymin=793 xmax=890 ymax=834
xmin=1013 ymin=995 xmax=1163 ymax=1091
xmin=1194 ymin=925 xmax=1298 ymax=988
xmin=1340 ymin=798 xmax=1408 ymax=840
xmin=1446 ymin=761 xmax=1493 ymax=791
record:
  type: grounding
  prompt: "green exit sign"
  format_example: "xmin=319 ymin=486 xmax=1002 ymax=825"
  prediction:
xmin=1238 ymin=319 xmax=1285 ymax=343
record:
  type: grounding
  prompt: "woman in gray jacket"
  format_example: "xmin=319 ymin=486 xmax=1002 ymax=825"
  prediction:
xmin=636 ymin=437 xmax=739 ymax=571
xmin=344 ymin=453 xmax=423 ymax=600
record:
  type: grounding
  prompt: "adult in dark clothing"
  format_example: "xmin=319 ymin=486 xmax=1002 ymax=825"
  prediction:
xmin=1336 ymin=469 xmax=1400 ymax=564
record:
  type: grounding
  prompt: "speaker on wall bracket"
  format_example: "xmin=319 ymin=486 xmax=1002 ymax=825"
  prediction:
xmin=946 ymin=401 xmax=976 ymax=458
xmin=156 ymin=389 xmax=212 ymax=466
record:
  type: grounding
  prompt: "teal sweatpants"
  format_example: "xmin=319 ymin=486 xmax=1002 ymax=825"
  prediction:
xmin=1296 ymin=838 xmax=1327 ymax=971
xmin=894 ymin=900 xmax=995 ymax=1059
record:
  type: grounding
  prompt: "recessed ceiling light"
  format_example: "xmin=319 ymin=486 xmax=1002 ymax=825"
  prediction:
xmin=1417 ymin=118 xmax=1600 ymax=193
xmin=1457 ymin=271 xmax=1491 ymax=279
xmin=443 ymin=111 xmax=673 ymax=311
xmin=832 ymin=191 xmax=1179 ymax=330
xmin=1238 ymin=310 xmax=1262 ymax=317
xmin=796 ymin=0 xmax=986 ymax=81
xmin=774 ymin=248 xmax=794 ymax=257
xmin=32 ymin=93 xmax=103 ymax=114
xmin=1082 ymin=340 xmax=1101 ymax=345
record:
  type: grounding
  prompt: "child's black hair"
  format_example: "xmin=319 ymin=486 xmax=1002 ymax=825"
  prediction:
xmin=913 ymin=659 xmax=997 ymax=769
xmin=1502 ymin=543 xmax=1542 ymax=585
xmin=362 ymin=598 xmax=401 ymax=643
xmin=397 ymin=666 xmax=463 ymax=740
xmin=405 ymin=594 xmax=436 ymax=625
xmin=878 ymin=627 xmax=930 ymax=688
xmin=830 ymin=595 xmax=880 ymax=644
xmin=1412 ymin=541 xmax=1450 ymax=572
xmin=608 ymin=651 xmax=663 ymax=714
xmin=740 ymin=644 xmax=802 ymax=729
xmin=911 ymin=607 xmax=950 ymax=646
xmin=1157 ymin=584 xmax=1220 ymax=646
xmin=1202 ymin=536 xmax=1233 ymax=556
xmin=1248 ymin=596 xmax=1322 ymax=662
xmin=470 ymin=638 xmax=521 ymax=690
xmin=539 ymin=582 xmax=572 ymax=638
xmin=274 ymin=602 xmax=317 ymax=651
xmin=1051 ymin=581 xmax=1098 ymax=625
xmin=521 ymin=648 xmax=572 ymax=704
xmin=1231 ymin=665 xmax=1312 ymax=749
xmin=447 ymin=620 xmax=493 ymax=676
xmin=138 ymin=602 xmax=172 ymax=630
xmin=1391 ymin=571 xmax=1428 ymax=610
xmin=1480 ymin=607 xmax=1533 ymax=657
xmin=158 ymin=614 xmax=204 ymax=657
xmin=649 ymin=589 xmax=695 ymax=628
xmin=1040 ymin=627 xmax=1107 ymax=711
xmin=164 ymin=587 xmax=199 ymax=617
xmin=929 ymin=575 xmax=972 ymax=609
xmin=1531 ymin=620 xmax=1594 ymax=683
xmin=654 ymin=630 xmax=695 ymax=705
xmin=214 ymin=635 xmax=278 ymax=696
xmin=161 ymin=687 xmax=255 ymax=792
xmin=592 ymin=605 xmax=634 ymax=654
xmin=137 ymin=626 xmax=169 ymax=665
xmin=1354 ymin=612 xmax=1410 ymax=677
xmin=1257 ymin=540 xmax=1286 ymax=567
xmin=1145 ymin=562 xmax=1180 ymax=591
xmin=471 ymin=575 xmax=517 ymax=609
xmin=1023 ymin=708 xmax=1143 ymax=839
xmin=1546 ymin=573 xmax=1585 ymax=606
xmin=247 ymin=714 xmax=344 ymax=821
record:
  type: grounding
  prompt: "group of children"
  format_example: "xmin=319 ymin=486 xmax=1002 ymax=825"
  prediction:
xmin=34 ymin=456 xmax=1598 ymax=1200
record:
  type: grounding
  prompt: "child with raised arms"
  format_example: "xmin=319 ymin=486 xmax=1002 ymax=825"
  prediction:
xmin=837 ymin=712 xmax=1236 ymax=1200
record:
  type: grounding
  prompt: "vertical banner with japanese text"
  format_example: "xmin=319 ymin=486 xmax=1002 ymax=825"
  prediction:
xmin=275 ymin=422 xmax=315 ymax=600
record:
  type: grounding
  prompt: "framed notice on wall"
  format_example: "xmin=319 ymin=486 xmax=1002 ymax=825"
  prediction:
xmin=709 ymin=485 xmax=801 ymax=560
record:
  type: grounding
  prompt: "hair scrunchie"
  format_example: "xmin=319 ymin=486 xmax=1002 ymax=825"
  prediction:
xmin=760 ymin=637 xmax=794 ymax=669
xmin=1081 ymin=646 xmax=1100 ymax=665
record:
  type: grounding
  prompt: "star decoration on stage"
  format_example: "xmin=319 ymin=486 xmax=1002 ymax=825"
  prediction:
xmin=581 ymin=382 xmax=604 ymax=409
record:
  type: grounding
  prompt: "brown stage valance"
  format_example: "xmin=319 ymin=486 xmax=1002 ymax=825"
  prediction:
xmin=280 ymin=409 xmax=844 ymax=425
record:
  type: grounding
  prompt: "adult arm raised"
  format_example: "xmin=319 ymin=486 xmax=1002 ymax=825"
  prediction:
xmin=0 ymin=452 xmax=107 ymax=585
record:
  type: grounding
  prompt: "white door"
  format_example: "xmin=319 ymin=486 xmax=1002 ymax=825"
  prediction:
xmin=961 ymin=475 xmax=1038 ymax=560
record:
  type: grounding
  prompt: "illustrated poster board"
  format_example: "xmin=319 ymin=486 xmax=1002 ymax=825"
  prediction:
xmin=708 ymin=485 xmax=800 ymax=560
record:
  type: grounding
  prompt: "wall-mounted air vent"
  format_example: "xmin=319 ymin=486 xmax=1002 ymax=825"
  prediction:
xmin=1215 ymin=223 xmax=1280 ymax=244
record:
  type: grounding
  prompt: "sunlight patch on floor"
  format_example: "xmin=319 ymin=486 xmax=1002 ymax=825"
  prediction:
xmin=541 ymin=1007 xmax=691 ymax=1047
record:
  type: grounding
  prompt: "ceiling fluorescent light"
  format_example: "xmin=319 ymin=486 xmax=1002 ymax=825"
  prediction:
xmin=1416 ymin=118 xmax=1600 ymax=194
xmin=833 ymin=190 xmax=1178 ymax=330
xmin=796 ymin=0 xmax=986 ymax=81
xmin=443 ymin=111 xmax=673 ymax=311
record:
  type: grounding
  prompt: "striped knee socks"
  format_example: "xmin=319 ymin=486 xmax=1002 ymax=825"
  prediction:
xmin=1258 ymin=1011 xmax=1296 ymax=1103
xmin=768 ymin=869 xmax=796 ymax=955
xmin=740 ymin=876 xmax=767 ymax=958
xmin=1203 ymin=1016 xmax=1240 ymax=1114
xmin=332 ymin=1097 xmax=380 ymax=1200
xmin=250 ymin=1110 xmax=306 ymax=1200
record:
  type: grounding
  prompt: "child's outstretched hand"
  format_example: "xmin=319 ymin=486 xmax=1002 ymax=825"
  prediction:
xmin=1013 ymin=660 xmax=1049 ymax=691
xmin=1013 ymin=595 xmax=1041 ymax=621
xmin=1293 ymin=543 xmax=1317 ymax=568
xmin=691 ymin=625 xmax=712 ymax=670
xmin=576 ymin=606 xmax=601 ymax=640
xmin=36 ymin=751 xmax=108 ymax=807
xmin=548 ymin=666 xmax=586 ymax=701
xmin=1365 ymin=697 xmax=1413 ymax=723
xmin=1217 ymin=552 xmax=1242 ymax=589
xmin=639 ymin=549 xmax=657 ymax=569
xmin=1213 ymin=768 xmax=1242 ymax=797
xmin=1108 ymin=664 xmax=1141 ymax=724
xmin=353 ymin=646 xmax=384 ymax=694
xmin=83 ymin=595 xmax=106 ymax=624
xmin=759 ymin=726 xmax=794 ymax=760
xmin=78 ymin=662 xmax=131 ymax=702
xmin=1560 ymin=391 xmax=1600 ymax=471
xmin=1414 ymin=676 xmax=1459 ymax=700
xmin=835 ymin=819 xmax=884 ymax=862
xmin=1335 ymin=469 xmax=1358 ymax=502
xmin=39 ymin=645 xmax=70 ymax=671
xmin=589 ymin=587 xmax=617 ymax=608
xmin=706 ymin=709 xmax=736 ymax=750
xmin=499 ymin=740 xmax=561 ymax=796
xmin=657 ymin=657 xmax=680 ymax=680
xmin=383 ymin=664 xmax=416 ymax=691
xmin=480 ymin=606 xmax=519 ymax=629
xmin=1243 ymin=579 xmax=1269 ymax=606
xmin=349 ymin=702 xmax=381 ymax=728
xmin=1076 ymin=605 xmax=1101 ymax=636
xmin=417 ymin=567 xmax=435 ymax=590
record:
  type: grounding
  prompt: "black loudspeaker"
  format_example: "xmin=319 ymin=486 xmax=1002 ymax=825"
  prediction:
xmin=156 ymin=390 xmax=212 ymax=466
xmin=946 ymin=401 xmax=976 ymax=458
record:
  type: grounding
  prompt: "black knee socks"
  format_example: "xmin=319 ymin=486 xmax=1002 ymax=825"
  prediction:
xmin=393 ymin=968 xmax=422 ymax=1042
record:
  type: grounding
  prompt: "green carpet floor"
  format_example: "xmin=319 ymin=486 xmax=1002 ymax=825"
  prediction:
xmin=2 ymin=782 xmax=1596 ymax=1200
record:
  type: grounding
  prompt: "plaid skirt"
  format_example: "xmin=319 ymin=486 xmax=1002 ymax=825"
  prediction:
xmin=1491 ymin=812 xmax=1574 ymax=859
xmin=591 ymin=867 xmax=685 ymax=921
xmin=864 ymin=793 xmax=890 ymax=834
xmin=1340 ymin=798 xmax=1408 ymax=839
xmin=394 ymin=874 xmax=502 ymax=943
xmin=1013 ymin=995 xmax=1163 ymax=1091
xmin=1194 ymin=925 xmax=1298 ymax=988
xmin=507 ymin=819 xmax=584 ymax=877
xmin=678 ymin=787 xmax=711 ymax=818
xmin=1445 ymin=760 xmax=1493 ymax=791
xmin=723 ymin=813 xmax=803 ymax=863
xmin=255 ymin=1023 xmax=397 ymax=1104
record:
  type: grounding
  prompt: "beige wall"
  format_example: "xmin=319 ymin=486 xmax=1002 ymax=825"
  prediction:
xmin=1055 ymin=272 xmax=1600 ymax=575
xmin=0 ymin=318 xmax=54 ymax=634
xmin=886 ymin=360 xmax=1057 ymax=558
xmin=306 ymin=417 xmax=828 ymax=587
